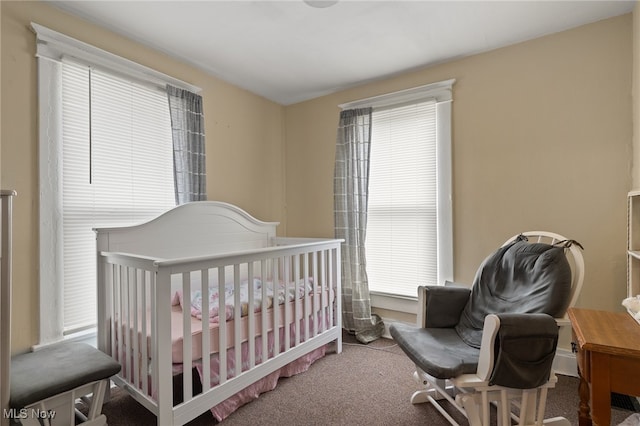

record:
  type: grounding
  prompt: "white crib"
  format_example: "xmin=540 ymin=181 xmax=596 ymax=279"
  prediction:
xmin=95 ymin=201 xmax=342 ymax=425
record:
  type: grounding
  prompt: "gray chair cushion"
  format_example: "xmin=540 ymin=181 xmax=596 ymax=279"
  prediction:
xmin=389 ymin=322 xmax=480 ymax=379
xmin=455 ymin=237 xmax=571 ymax=348
xmin=10 ymin=342 xmax=121 ymax=409
xmin=423 ymin=284 xmax=471 ymax=328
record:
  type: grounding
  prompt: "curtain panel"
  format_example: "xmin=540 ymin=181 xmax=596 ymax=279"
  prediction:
xmin=167 ymin=85 xmax=207 ymax=204
xmin=334 ymin=107 xmax=383 ymax=343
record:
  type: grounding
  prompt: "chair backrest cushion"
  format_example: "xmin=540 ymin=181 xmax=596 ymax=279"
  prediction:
xmin=455 ymin=236 xmax=572 ymax=349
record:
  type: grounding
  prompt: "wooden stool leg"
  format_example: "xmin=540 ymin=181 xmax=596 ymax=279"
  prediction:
xmin=86 ymin=380 xmax=108 ymax=420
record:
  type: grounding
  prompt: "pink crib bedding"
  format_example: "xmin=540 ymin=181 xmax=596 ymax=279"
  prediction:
xmin=115 ymin=281 xmax=332 ymax=363
xmin=192 ymin=323 xmax=327 ymax=421
xmin=114 ymin=282 xmax=334 ymax=420
xmin=169 ymin=293 xmax=329 ymax=363
xmin=169 ymin=283 xmax=332 ymax=363
xmin=206 ymin=345 xmax=326 ymax=421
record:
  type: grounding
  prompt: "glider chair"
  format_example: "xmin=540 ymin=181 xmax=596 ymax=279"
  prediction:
xmin=390 ymin=231 xmax=584 ymax=426
xmin=0 ymin=191 xmax=121 ymax=426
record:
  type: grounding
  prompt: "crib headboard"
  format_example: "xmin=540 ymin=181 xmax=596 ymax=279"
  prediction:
xmin=94 ymin=201 xmax=279 ymax=260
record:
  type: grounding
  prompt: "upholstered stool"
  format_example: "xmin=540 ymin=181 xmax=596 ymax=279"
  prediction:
xmin=9 ymin=342 xmax=121 ymax=426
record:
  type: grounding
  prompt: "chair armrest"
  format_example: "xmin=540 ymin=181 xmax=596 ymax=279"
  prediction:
xmin=477 ymin=313 xmax=558 ymax=389
xmin=417 ymin=282 xmax=471 ymax=328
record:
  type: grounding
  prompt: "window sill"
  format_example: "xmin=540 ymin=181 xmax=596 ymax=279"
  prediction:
xmin=370 ymin=292 xmax=418 ymax=314
xmin=63 ymin=327 xmax=98 ymax=347
xmin=32 ymin=327 xmax=97 ymax=352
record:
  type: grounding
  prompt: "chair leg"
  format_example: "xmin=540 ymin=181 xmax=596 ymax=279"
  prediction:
xmin=412 ymin=370 xmax=454 ymax=403
xmin=410 ymin=368 xmax=570 ymax=426
xmin=498 ymin=390 xmax=510 ymax=426
xmin=492 ymin=387 xmax=570 ymax=426
xmin=410 ymin=380 xmax=451 ymax=404
xmin=458 ymin=393 xmax=482 ymax=426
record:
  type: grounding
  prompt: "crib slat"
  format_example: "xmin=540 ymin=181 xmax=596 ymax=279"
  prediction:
xmin=124 ymin=268 xmax=130 ymax=384
xmin=149 ymin=271 xmax=157 ymax=401
xmin=109 ymin=264 xmax=117 ymax=363
xmin=273 ymin=258 xmax=280 ymax=357
xmin=155 ymin=268 xmax=173 ymax=424
xmin=201 ymin=269 xmax=211 ymax=392
xmin=247 ymin=262 xmax=255 ymax=369
xmin=303 ymin=253 xmax=310 ymax=342
xmin=312 ymin=251 xmax=319 ymax=338
xmin=284 ymin=256 xmax=291 ymax=352
xmin=234 ymin=265 xmax=241 ymax=378
xmin=182 ymin=272 xmax=193 ymax=401
xmin=123 ymin=267 xmax=131 ymax=384
xmin=218 ymin=267 xmax=227 ymax=384
xmin=320 ymin=250 xmax=330 ymax=331
xmin=294 ymin=255 xmax=301 ymax=346
xmin=140 ymin=271 xmax=149 ymax=395
xmin=320 ymin=250 xmax=326 ymax=333
xmin=113 ymin=265 xmax=120 ymax=364
xmin=132 ymin=268 xmax=140 ymax=391
xmin=261 ymin=259 xmax=268 ymax=363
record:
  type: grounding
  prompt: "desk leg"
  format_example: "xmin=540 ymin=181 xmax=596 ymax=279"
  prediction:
xmin=578 ymin=370 xmax=592 ymax=426
xmin=590 ymin=352 xmax=612 ymax=426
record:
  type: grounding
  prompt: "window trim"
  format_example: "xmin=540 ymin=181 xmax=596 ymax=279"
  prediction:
xmin=31 ymin=23 xmax=200 ymax=94
xmin=338 ymin=79 xmax=454 ymax=109
xmin=33 ymin=23 xmax=196 ymax=345
xmin=340 ymin=80 xmax=454 ymax=310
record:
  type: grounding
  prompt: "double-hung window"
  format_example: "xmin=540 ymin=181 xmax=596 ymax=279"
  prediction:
xmin=342 ymin=80 xmax=454 ymax=304
xmin=60 ymin=61 xmax=175 ymax=333
xmin=34 ymin=23 xmax=200 ymax=344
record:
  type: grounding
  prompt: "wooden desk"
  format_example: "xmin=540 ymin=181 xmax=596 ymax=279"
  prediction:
xmin=568 ymin=308 xmax=640 ymax=426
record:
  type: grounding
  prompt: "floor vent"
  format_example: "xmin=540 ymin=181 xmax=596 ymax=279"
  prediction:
xmin=612 ymin=392 xmax=640 ymax=412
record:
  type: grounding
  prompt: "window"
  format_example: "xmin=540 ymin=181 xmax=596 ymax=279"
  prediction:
xmin=341 ymin=80 xmax=453 ymax=302
xmin=366 ymin=100 xmax=438 ymax=297
xmin=61 ymin=62 xmax=175 ymax=333
xmin=34 ymin=23 xmax=201 ymax=344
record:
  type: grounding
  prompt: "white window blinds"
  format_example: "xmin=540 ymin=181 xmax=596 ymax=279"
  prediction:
xmin=366 ymin=100 xmax=438 ymax=297
xmin=61 ymin=61 xmax=175 ymax=333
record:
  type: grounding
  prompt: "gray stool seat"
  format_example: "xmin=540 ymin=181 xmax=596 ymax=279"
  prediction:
xmin=10 ymin=342 xmax=121 ymax=409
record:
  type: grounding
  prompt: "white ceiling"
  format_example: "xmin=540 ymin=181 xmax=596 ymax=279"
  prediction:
xmin=47 ymin=0 xmax=635 ymax=105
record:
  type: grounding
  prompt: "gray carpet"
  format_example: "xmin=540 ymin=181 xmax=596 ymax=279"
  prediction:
xmin=96 ymin=331 xmax=634 ymax=425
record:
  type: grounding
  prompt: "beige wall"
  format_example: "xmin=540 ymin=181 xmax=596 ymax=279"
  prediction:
xmin=1 ymin=1 xmax=636 ymax=353
xmin=1 ymin=1 xmax=286 ymax=353
xmin=285 ymin=14 xmax=633 ymax=328
xmin=633 ymin=2 xmax=640 ymax=187
xmin=0 ymin=1 xmax=2 ymax=180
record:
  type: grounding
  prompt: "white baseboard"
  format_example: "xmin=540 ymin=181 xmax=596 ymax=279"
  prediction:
xmin=382 ymin=317 xmax=578 ymax=378
xmin=381 ymin=317 xmax=396 ymax=339
xmin=553 ymin=348 xmax=578 ymax=377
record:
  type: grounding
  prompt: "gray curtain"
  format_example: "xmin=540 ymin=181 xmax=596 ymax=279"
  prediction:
xmin=167 ymin=85 xmax=207 ymax=204
xmin=334 ymin=108 xmax=383 ymax=343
